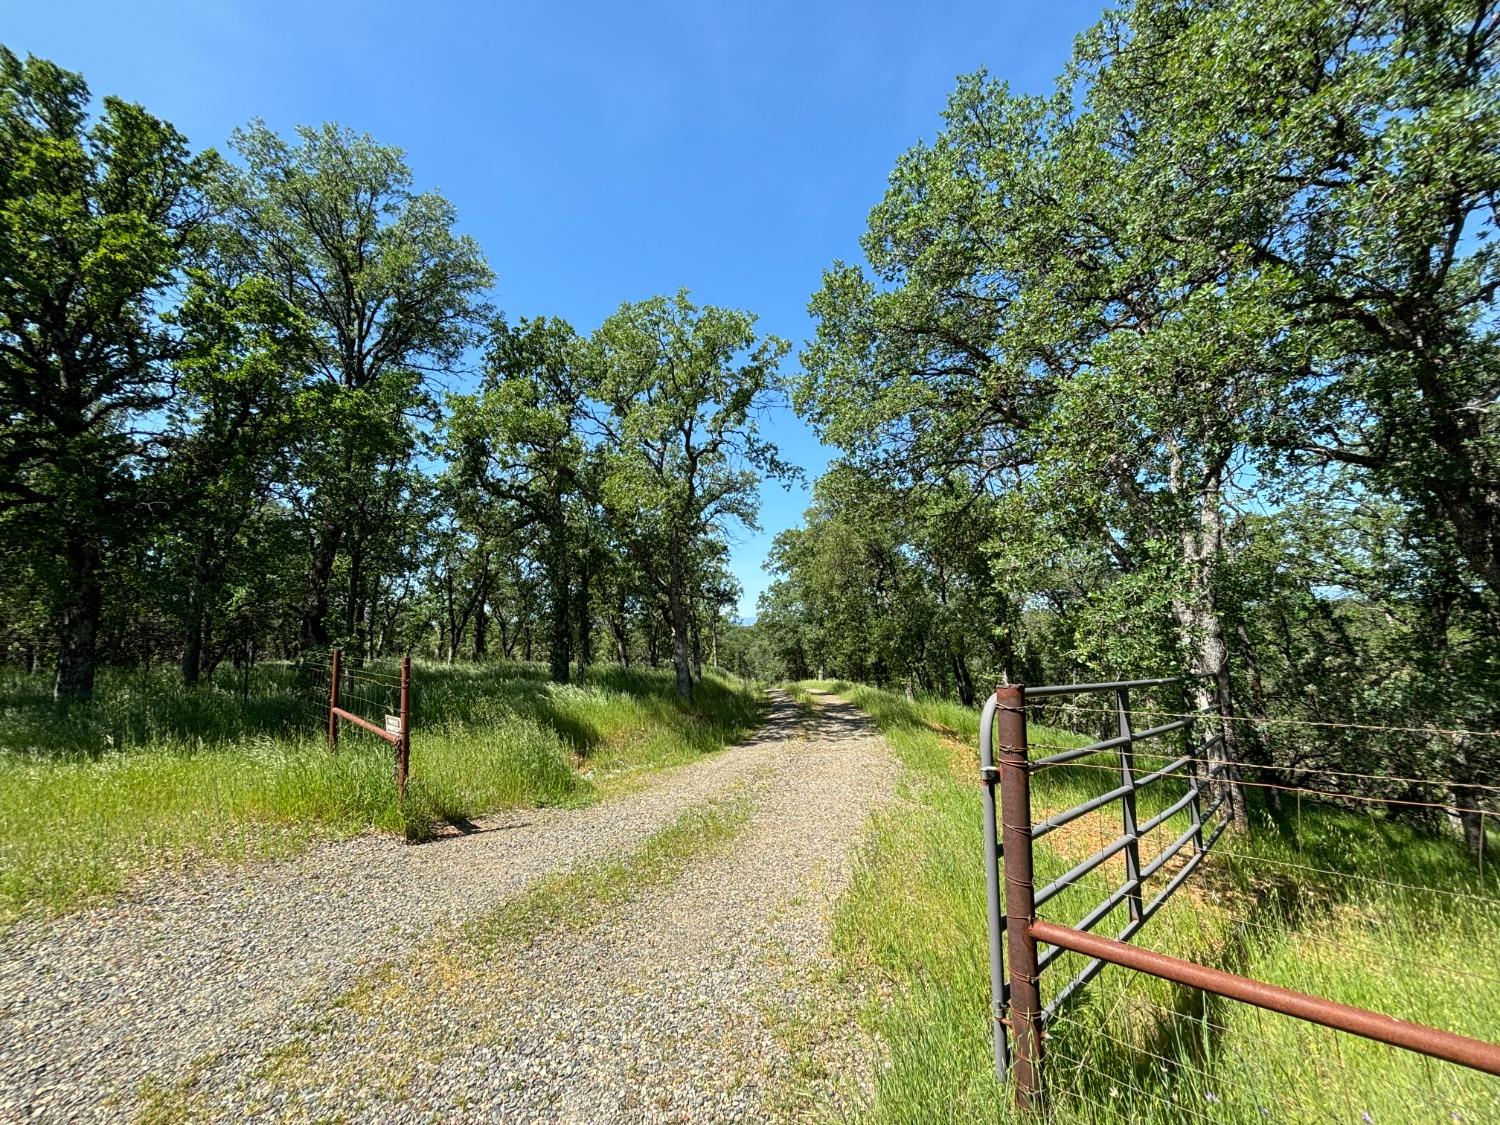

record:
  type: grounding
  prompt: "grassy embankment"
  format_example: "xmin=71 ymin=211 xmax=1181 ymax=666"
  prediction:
xmin=804 ymin=680 xmax=1500 ymax=1124
xmin=0 ymin=661 xmax=763 ymax=924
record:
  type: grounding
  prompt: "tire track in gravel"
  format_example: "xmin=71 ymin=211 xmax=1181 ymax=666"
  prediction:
xmin=0 ymin=690 xmax=896 ymax=1123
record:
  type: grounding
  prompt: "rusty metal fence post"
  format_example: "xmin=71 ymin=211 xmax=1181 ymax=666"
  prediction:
xmin=328 ymin=647 xmax=341 ymax=753
xmin=997 ymin=683 xmax=1044 ymax=1112
xmin=397 ymin=653 xmax=411 ymax=800
xmin=980 ymin=673 xmax=1236 ymax=1109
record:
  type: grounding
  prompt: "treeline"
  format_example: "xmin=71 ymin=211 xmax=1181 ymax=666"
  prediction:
xmin=759 ymin=0 xmax=1498 ymax=847
xmin=0 ymin=49 xmax=788 ymax=701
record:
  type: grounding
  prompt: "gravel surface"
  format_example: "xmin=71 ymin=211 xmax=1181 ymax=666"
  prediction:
xmin=0 ymin=690 xmax=895 ymax=1122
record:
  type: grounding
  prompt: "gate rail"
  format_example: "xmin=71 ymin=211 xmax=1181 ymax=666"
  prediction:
xmin=1029 ymin=919 xmax=1500 ymax=1078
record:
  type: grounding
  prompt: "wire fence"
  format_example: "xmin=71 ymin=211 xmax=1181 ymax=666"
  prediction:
xmin=302 ymin=648 xmax=412 ymax=797
xmin=0 ymin=637 xmax=417 ymax=765
xmin=292 ymin=650 xmax=407 ymax=731
xmin=0 ymin=631 xmax=55 ymax=674
xmin=980 ymin=676 xmax=1500 ymax=1120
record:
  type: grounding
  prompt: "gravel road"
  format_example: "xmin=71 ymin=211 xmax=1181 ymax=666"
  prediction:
xmin=0 ymin=690 xmax=895 ymax=1122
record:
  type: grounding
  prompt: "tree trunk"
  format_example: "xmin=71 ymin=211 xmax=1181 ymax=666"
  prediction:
xmin=546 ymin=501 xmax=571 ymax=684
xmin=690 ymin=600 xmax=703 ymax=682
xmin=54 ymin=535 xmax=102 ymax=702
xmin=346 ymin=536 xmax=366 ymax=664
xmin=301 ymin=523 xmax=340 ymax=652
xmin=181 ymin=596 xmax=204 ymax=687
xmin=575 ymin=558 xmax=591 ymax=686
xmin=610 ymin=614 xmax=630 ymax=666
xmin=1171 ymin=456 xmax=1247 ymax=831
xmin=950 ymin=651 xmax=976 ymax=706
xmin=442 ymin=562 xmax=457 ymax=664
xmin=181 ymin=531 xmax=220 ymax=687
xmin=472 ymin=593 xmax=488 ymax=661
xmin=1457 ymin=805 xmax=1485 ymax=859
xmin=1449 ymin=737 xmax=1487 ymax=860
xmin=1233 ymin=619 xmax=1280 ymax=811
xmin=201 ymin=635 xmax=223 ymax=682
xmin=667 ymin=558 xmax=693 ymax=700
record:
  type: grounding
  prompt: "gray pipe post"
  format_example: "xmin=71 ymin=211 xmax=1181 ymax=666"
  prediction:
xmin=1181 ymin=680 xmax=1206 ymax=853
xmin=978 ymin=690 xmax=1010 ymax=1082
xmin=997 ymin=682 xmax=1044 ymax=1112
xmin=1118 ymin=687 xmax=1143 ymax=923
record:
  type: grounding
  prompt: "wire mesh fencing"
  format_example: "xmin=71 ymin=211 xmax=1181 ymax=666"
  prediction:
xmin=304 ymin=648 xmax=412 ymax=797
xmin=0 ymin=631 xmax=55 ymax=676
xmin=979 ymin=676 xmax=1500 ymax=1120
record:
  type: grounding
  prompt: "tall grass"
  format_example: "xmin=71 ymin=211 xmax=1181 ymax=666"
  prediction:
xmin=0 ymin=661 xmax=763 ymax=924
xmin=809 ymin=681 xmax=1500 ymax=1123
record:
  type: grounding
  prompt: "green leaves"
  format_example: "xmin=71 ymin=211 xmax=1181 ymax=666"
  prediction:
xmin=448 ymin=292 xmax=792 ymax=695
xmin=586 ymin=290 xmax=793 ymax=538
xmin=0 ymin=48 xmax=226 ymax=696
xmin=224 ymin=120 xmax=494 ymax=391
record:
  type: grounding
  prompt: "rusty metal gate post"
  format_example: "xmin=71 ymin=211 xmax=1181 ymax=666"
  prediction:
xmin=997 ymin=683 xmax=1044 ymax=1112
xmin=328 ymin=648 xmax=342 ymax=753
xmin=978 ymin=691 xmax=1010 ymax=1082
xmin=397 ymin=654 xmax=411 ymax=800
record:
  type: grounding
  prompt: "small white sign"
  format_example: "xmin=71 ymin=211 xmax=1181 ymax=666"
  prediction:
xmin=384 ymin=714 xmax=403 ymax=736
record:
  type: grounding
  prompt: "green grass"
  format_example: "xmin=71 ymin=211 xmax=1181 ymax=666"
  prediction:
xmin=0 ymin=660 xmax=764 ymax=924
xmin=780 ymin=680 xmax=818 ymax=717
xmin=806 ymin=680 xmax=1500 ymax=1124
xmin=462 ymin=791 xmax=752 ymax=954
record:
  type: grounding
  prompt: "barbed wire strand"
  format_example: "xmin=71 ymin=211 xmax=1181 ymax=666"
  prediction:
xmin=1205 ymin=850 xmax=1498 ymax=906
xmin=1058 ymin=985 xmax=1491 ymax=1118
xmin=1021 ymin=739 xmax=1500 ymax=796
xmin=1036 ymin=703 xmax=1500 ymax=741
xmin=1045 ymin=1051 xmax=1224 ymax=1123
xmin=1207 ymin=912 xmax=1500 ymax=989
xmin=1021 ymin=755 xmax=1500 ymax=819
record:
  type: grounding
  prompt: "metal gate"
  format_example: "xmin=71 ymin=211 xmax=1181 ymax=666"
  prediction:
xmin=978 ymin=677 xmax=1500 ymax=1113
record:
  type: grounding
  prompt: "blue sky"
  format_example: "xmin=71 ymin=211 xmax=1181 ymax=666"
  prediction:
xmin=8 ymin=0 xmax=1102 ymax=617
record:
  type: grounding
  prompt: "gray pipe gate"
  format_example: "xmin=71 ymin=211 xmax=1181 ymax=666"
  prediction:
xmin=978 ymin=677 xmax=1500 ymax=1114
xmin=978 ymin=675 xmax=1230 ymax=1100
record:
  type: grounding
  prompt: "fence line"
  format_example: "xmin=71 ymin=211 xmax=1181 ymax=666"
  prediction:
xmin=1044 ymin=703 xmax=1500 ymax=741
xmin=1047 ymin=989 xmax=1498 ymax=1123
xmin=1206 ymin=849 xmax=1497 ymax=904
xmin=1030 ymin=749 xmax=1500 ymax=797
xmin=1032 ymin=919 xmax=1500 ymax=1076
xmin=1023 ymin=754 xmax=1499 ymax=819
